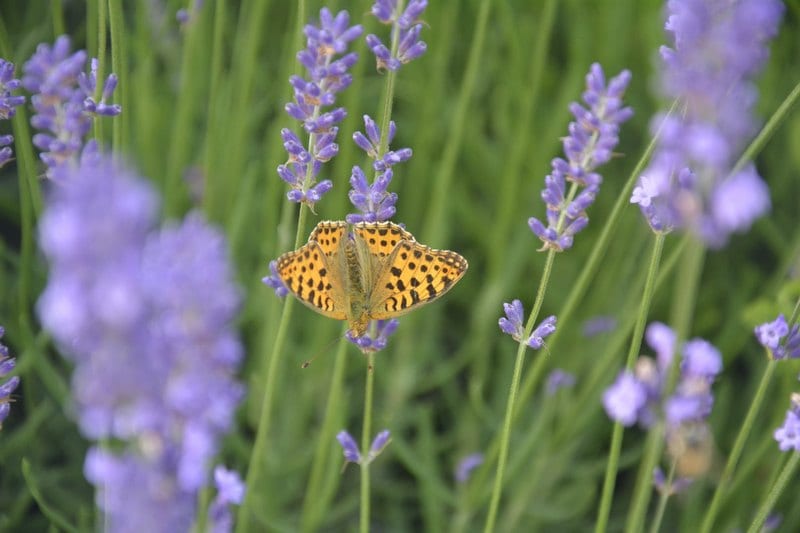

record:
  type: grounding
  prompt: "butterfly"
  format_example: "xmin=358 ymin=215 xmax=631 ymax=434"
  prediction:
xmin=276 ymin=220 xmax=468 ymax=337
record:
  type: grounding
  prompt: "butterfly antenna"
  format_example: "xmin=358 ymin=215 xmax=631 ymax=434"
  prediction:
xmin=301 ymin=334 xmax=346 ymax=368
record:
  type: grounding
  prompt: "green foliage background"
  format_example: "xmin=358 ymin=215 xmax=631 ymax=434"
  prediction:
xmin=1 ymin=0 xmax=799 ymax=531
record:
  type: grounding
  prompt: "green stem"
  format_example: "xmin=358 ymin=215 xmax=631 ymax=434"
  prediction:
xmin=484 ymin=249 xmax=557 ymax=533
xmin=746 ymin=452 xmax=800 ymax=533
xmin=625 ymin=238 xmax=705 ymax=533
xmin=595 ymin=233 xmax=665 ymax=533
xmin=107 ymin=0 xmax=126 ymax=152
xmin=361 ymin=353 xmax=376 ymax=533
xmin=648 ymin=459 xmax=677 ymax=533
xmin=236 ymin=207 xmax=308 ymax=533
xmin=699 ymin=360 xmax=777 ymax=533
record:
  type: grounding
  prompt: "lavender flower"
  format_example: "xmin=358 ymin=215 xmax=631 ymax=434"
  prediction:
xmin=208 ymin=466 xmax=245 ymax=533
xmin=0 ymin=59 xmax=26 ymax=167
xmin=278 ymin=9 xmax=362 ymax=208
xmin=498 ymin=299 xmax=556 ymax=350
xmin=755 ymin=314 xmax=800 ymax=360
xmin=22 ymin=36 xmax=121 ymax=180
xmin=38 ymin=154 xmax=244 ymax=531
xmin=262 ymin=259 xmax=289 ymax=298
xmin=603 ymin=322 xmax=722 ymax=429
xmin=546 ymin=369 xmax=576 ymax=396
xmin=347 ymin=115 xmax=411 ymax=224
xmin=455 ymin=453 xmax=484 ymax=483
xmin=774 ymin=394 xmax=800 ymax=452
xmin=346 ymin=319 xmax=399 ymax=353
xmin=0 ymin=328 xmax=19 ymax=428
xmin=582 ymin=316 xmax=617 ymax=337
xmin=529 ymin=64 xmax=632 ymax=251
xmin=631 ymin=0 xmax=784 ymax=248
xmin=367 ymin=0 xmax=428 ymax=71
xmin=337 ymin=429 xmax=391 ymax=466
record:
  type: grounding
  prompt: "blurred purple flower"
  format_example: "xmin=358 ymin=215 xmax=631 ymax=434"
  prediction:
xmin=455 ymin=453 xmax=484 ymax=483
xmin=631 ymin=0 xmax=784 ymax=248
xmin=603 ymin=322 xmax=722 ymax=429
xmin=279 ymin=8 xmax=362 ymax=208
xmin=582 ymin=316 xmax=617 ymax=337
xmin=208 ymin=466 xmax=245 ymax=533
xmin=347 ymin=115 xmax=412 ymax=224
xmin=38 ymin=154 xmax=244 ymax=531
xmin=546 ymin=369 xmax=576 ymax=396
xmin=498 ymin=299 xmax=556 ymax=350
xmin=337 ymin=429 xmax=391 ymax=466
xmin=367 ymin=0 xmax=428 ymax=71
xmin=775 ymin=397 xmax=800 ymax=452
xmin=0 ymin=59 xmax=25 ymax=168
xmin=22 ymin=36 xmax=120 ymax=180
xmin=0 ymin=327 xmax=19 ymax=428
xmin=603 ymin=372 xmax=647 ymax=426
xmin=529 ymin=64 xmax=633 ymax=251
xmin=755 ymin=314 xmax=800 ymax=360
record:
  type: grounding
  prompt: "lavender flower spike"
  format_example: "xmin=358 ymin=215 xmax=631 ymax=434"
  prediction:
xmin=367 ymin=0 xmax=429 ymax=71
xmin=775 ymin=394 xmax=800 ymax=452
xmin=39 ymin=154 xmax=244 ymax=531
xmin=208 ymin=466 xmax=246 ymax=533
xmin=498 ymin=299 xmax=556 ymax=350
xmin=0 ymin=328 xmax=19 ymax=428
xmin=529 ymin=64 xmax=632 ymax=251
xmin=279 ymin=9 xmax=362 ymax=208
xmin=755 ymin=315 xmax=800 ymax=360
xmin=22 ymin=36 xmax=121 ymax=180
xmin=337 ymin=429 xmax=392 ymax=466
xmin=631 ymin=0 xmax=784 ymax=247
xmin=0 ymin=59 xmax=26 ymax=167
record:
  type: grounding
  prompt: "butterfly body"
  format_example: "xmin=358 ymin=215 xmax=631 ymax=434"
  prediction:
xmin=276 ymin=221 xmax=468 ymax=337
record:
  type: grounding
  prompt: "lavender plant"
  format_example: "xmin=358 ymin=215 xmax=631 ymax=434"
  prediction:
xmin=22 ymin=36 xmax=120 ymax=180
xmin=0 ymin=328 xmax=19 ymax=429
xmin=630 ymin=0 xmax=784 ymax=247
xmin=38 ymin=154 xmax=244 ymax=531
xmin=0 ymin=59 xmax=25 ymax=167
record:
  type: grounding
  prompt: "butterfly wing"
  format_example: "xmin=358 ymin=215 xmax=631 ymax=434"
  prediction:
xmin=354 ymin=222 xmax=468 ymax=320
xmin=276 ymin=221 xmax=348 ymax=320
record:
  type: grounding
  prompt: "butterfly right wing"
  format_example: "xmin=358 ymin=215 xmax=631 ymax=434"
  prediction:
xmin=276 ymin=221 xmax=348 ymax=320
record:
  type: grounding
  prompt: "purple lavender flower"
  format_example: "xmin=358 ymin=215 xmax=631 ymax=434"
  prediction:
xmin=582 ymin=316 xmax=617 ymax=337
xmin=337 ymin=429 xmax=391 ymax=466
xmin=261 ymin=259 xmax=289 ymax=298
xmin=498 ymin=299 xmax=556 ymax=350
xmin=455 ymin=453 xmax=484 ymax=483
xmin=337 ymin=431 xmax=362 ymax=463
xmin=208 ymin=466 xmax=245 ymax=533
xmin=755 ymin=314 xmax=800 ymax=360
xmin=631 ymin=0 xmax=784 ymax=248
xmin=367 ymin=0 xmax=428 ymax=71
xmin=775 ymin=396 xmax=800 ymax=452
xmin=603 ymin=372 xmax=648 ymax=426
xmin=22 ymin=36 xmax=121 ymax=180
xmin=0 ymin=59 xmax=26 ymax=167
xmin=602 ymin=322 xmax=722 ymax=429
xmin=546 ymin=369 xmax=576 ymax=396
xmin=346 ymin=319 xmax=399 ymax=352
xmin=0 ymin=328 xmax=19 ymax=428
xmin=38 ymin=154 xmax=244 ymax=530
xmin=347 ymin=115 xmax=411 ymax=224
xmin=529 ymin=64 xmax=632 ymax=251
xmin=278 ymin=8 xmax=362 ymax=208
